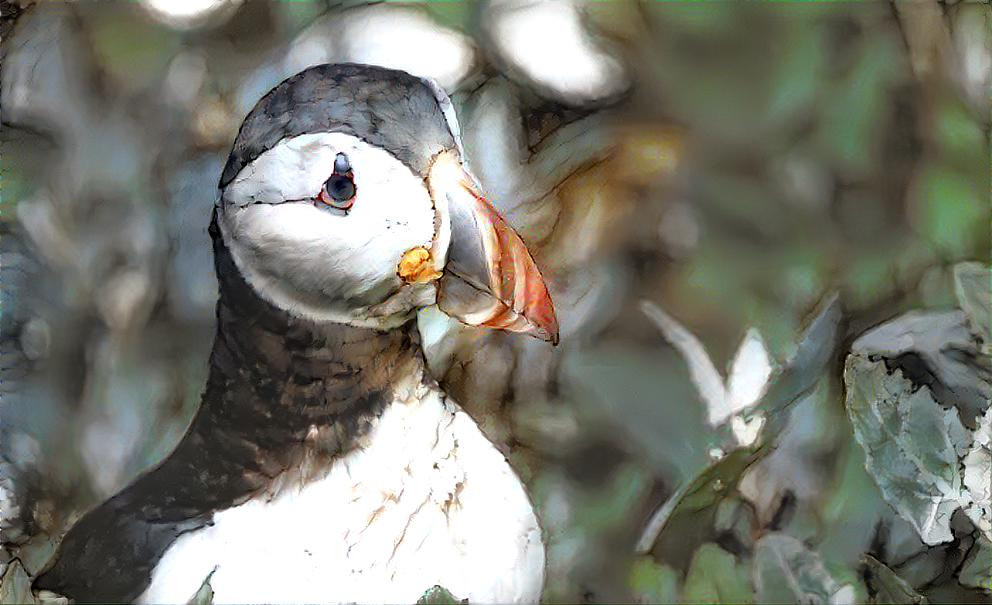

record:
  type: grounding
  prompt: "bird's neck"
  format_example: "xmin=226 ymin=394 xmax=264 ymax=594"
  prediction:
xmin=206 ymin=210 xmax=427 ymax=440
xmin=148 ymin=216 xmax=428 ymax=512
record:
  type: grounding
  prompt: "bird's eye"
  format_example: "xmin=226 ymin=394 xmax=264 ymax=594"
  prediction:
xmin=321 ymin=174 xmax=356 ymax=206
xmin=318 ymin=153 xmax=356 ymax=210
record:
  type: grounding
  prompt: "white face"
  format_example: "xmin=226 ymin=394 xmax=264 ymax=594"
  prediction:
xmin=218 ymin=132 xmax=441 ymax=328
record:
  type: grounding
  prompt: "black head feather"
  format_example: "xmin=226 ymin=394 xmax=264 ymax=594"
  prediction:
xmin=219 ymin=63 xmax=456 ymax=188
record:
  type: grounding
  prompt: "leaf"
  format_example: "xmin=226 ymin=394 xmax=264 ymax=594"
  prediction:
xmin=186 ymin=567 xmax=216 ymax=605
xmin=753 ymin=533 xmax=841 ymax=605
xmin=0 ymin=560 xmax=35 ymax=605
xmin=963 ymin=406 xmax=992 ymax=541
xmin=844 ymin=355 xmax=966 ymax=545
xmin=954 ymin=262 xmax=991 ymax=348
xmin=726 ymin=328 xmax=774 ymax=416
xmin=757 ymin=292 xmax=842 ymax=435
xmin=861 ymin=555 xmax=927 ymax=604
xmin=563 ymin=346 xmax=711 ymax=475
xmin=640 ymin=300 xmax=729 ymax=425
xmin=730 ymin=414 xmax=766 ymax=448
xmin=642 ymin=293 xmax=838 ymax=436
xmin=629 ymin=556 xmax=680 ymax=604
xmin=851 ymin=310 xmax=968 ymax=359
xmin=958 ymin=535 xmax=992 ymax=591
xmin=636 ymin=446 xmax=766 ymax=553
xmin=851 ymin=310 xmax=991 ymax=427
xmin=417 ymin=585 xmax=466 ymax=605
xmin=641 ymin=300 xmax=779 ymax=448
xmin=638 ymin=293 xmax=839 ymax=554
xmin=714 ymin=496 xmax=758 ymax=552
xmin=682 ymin=543 xmax=754 ymax=604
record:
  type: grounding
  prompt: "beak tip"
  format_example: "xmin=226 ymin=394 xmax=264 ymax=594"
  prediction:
xmin=546 ymin=320 xmax=560 ymax=346
xmin=532 ymin=314 xmax=560 ymax=346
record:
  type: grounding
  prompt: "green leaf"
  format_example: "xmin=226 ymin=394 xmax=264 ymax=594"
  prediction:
xmin=186 ymin=567 xmax=216 ymax=605
xmin=0 ymin=560 xmax=35 ymax=605
xmin=573 ymin=465 xmax=649 ymax=535
xmin=818 ymin=35 xmax=896 ymax=176
xmin=862 ymin=555 xmax=927 ymax=604
xmin=683 ymin=543 xmax=753 ymax=604
xmin=417 ymin=585 xmax=466 ymax=605
xmin=935 ymin=99 xmax=986 ymax=162
xmin=844 ymin=355 xmax=967 ymax=545
xmin=954 ymin=262 xmax=991 ymax=348
xmin=963 ymin=406 xmax=992 ymax=541
xmin=564 ymin=345 xmax=711 ymax=476
xmin=959 ymin=535 xmax=992 ymax=591
xmin=913 ymin=167 xmax=985 ymax=258
xmin=851 ymin=309 xmax=991 ymax=427
xmin=753 ymin=533 xmax=842 ymax=605
xmin=757 ymin=292 xmax=842 ymax=437
xmin=636 ymin=445 xmax=767 ymax=554
xmin=629 ymin=556 xmax=680 ymax=604
xmin=764 ymin=23 xmax=823 ymax=126
xmin=818 ymin=434 xmax=891 ymax=568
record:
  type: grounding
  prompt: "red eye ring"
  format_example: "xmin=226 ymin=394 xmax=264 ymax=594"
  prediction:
xmin=317 ymin=152 xmax=356 ymax=211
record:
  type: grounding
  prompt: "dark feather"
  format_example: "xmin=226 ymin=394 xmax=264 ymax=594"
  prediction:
xmin=34 ymin=212 xmax=425 ymax=602
xmin=219 ymin=63 xmax=456 ymax=188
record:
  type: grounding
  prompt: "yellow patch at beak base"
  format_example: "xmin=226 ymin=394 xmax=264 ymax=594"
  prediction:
xmin=397 ymin=247 xmax=442 ymax=284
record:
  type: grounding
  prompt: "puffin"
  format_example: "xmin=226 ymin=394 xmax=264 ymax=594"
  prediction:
xmin=34 ymin=63 xmax=558 ymax=604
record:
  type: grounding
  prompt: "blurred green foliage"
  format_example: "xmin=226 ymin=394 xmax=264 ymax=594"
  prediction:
xmin=1 ymin=1 xmax=989 ymax=604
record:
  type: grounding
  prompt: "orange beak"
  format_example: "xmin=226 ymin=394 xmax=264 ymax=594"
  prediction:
xmin=426 ymin=151 xmax=559 ymax=345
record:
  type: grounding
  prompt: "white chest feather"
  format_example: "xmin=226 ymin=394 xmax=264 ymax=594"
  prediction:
xmin=139 ymin=389 xmax=545 ymax=604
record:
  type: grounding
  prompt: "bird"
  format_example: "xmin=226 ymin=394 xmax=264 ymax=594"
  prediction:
xmin=34 ymin=63 xmax=558 ymax=604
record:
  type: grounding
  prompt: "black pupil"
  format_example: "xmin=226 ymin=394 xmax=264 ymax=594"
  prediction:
xmin=325 ymin=174 xmax=355 ymax=202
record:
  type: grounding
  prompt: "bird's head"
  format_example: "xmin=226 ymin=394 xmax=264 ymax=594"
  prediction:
xmin=215 ymin=64 xmax=558 ymax=344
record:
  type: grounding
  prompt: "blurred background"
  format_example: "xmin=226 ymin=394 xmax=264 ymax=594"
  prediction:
xmin=1 ymin=1 xmax=989 ymax=603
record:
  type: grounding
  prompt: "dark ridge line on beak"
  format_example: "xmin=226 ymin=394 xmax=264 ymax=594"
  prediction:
xmin=439 ymin=268 xmax=559 ymax=345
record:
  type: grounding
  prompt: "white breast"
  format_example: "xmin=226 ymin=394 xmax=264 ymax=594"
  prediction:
xmin=139 ymin=386 xmax=545 ymax=604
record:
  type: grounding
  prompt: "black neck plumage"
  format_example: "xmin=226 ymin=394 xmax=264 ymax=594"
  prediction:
xmin=199 ymin=210 xmax=425 ymax=495
xmin=35 ymin=210 xmax=425 ymax=602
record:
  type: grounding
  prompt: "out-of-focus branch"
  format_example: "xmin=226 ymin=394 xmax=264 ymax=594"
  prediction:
xmin=891 ymin=0 xmax=953 ymax=81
